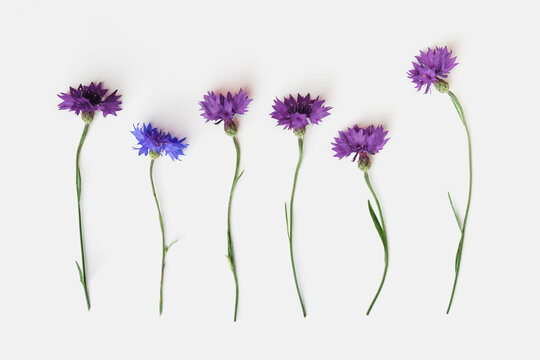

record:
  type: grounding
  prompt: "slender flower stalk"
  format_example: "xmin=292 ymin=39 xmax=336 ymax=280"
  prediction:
xmin=199 ymin=89 xmax=252 ymax=321
xmin=227 ymin=135 xmax=243 ymax=321
xmin=132 ymin=123 xmax=188 ymax=315
xmin=364 ymin=171 xmax=388 ymax=315
xmin=332 ymin=124 xmax=390 ymax=315
xmin=58 ymin=82 xmax=122 ymax=310
xmin=149 ymin=157 xmax=167 ymax=314
xmin=284 ymin=135 xmax=305 ymax=316
xmin=75 ymin=120 xmax=91 ymax=309
xmin=445 ymin=91 xmax=472 ymax=314
xmin=271 ymin=93 xmax=332 ymax=317
xmin=408 ymin=46 xmax=473 ymax=313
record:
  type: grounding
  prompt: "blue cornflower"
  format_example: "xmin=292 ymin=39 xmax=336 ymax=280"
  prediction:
xmin=132 ymin=122 xmax=188 ymax=314
xmin=131 ymin=123 xmax=188 ymax=160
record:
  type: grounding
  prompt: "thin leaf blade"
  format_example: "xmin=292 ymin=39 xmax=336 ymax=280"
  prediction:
xmin=75 ymin=261 xmax=84 ymax=285
xmin=233 ymin=170 xmax=245 ymax=187
xmin=455 ymin=240 xmax=463 ymax=272
xmin=368 ymin=200 xmax=385 ymax=244
xmin=447 ymin=192 xmax=463 ymax=231
xmin=284 ymin=202 xmax=290 ymax=239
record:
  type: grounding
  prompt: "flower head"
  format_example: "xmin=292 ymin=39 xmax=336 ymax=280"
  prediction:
xmin=271 ymin=94 xmax=331 ymax=132
xmin=131 ymin=123 xmax=188 ymax=161
xmin=58 ymin=82 xmax=122 ymax=117
xmin=332 ymin=125 xmax=389 ymax=171
xmin=199 ymin=88 xmax=252 ymax=130
xmin=408 ymin=46 xmax=458 ymax=93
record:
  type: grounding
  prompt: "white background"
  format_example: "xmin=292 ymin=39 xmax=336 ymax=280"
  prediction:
xmin=1 ymin=0 xmax=539 ymax=358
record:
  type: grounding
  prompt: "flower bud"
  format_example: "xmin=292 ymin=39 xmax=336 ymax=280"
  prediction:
xmin=434 ymin=79 xmax=449 ymax=93
xmin=293 ymin=127 xmax=306 ymax=139
xmin=81 ymin=111 xmax=95 ymax=124
xmin=225 ymin=122 xmax=238 ymax=136
xmin=357 ymin=152 xmax=371 ymax=172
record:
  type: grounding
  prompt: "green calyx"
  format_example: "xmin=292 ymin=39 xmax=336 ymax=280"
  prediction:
xmin=293 ymin=127 xmax=306 ymax=139
xmin=358 ymin=155 xmax=371 ymax=172
xmin=150 ymin=151 xmax=161 ymax=160
xmin=225 ymin=122 xmax=238 ymax=136
xmin=81 ymin=111 xmax=95 ymax=124
xmin=435 ymin=79 xmax=450 ymax=94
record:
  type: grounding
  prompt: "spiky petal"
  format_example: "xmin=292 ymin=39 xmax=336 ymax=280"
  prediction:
xmin=58 ymin=82 xmax=122 ymax=116
xmin=199 ymin=88 xmax=252 ymax=128
xmin=270 ymin=93 xmax=332 ymax=131
xmin=131 ymin=123 xmax=188 ymax=161
xmin=332 ymin=125 xmax=389 ymax=160
xmin=408 ymin=46 xmax=458 ymax=93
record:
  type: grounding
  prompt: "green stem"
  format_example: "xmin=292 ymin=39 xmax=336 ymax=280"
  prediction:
xmin=286 ymin=137 xmax=306 ymax=317
xmin=364 ymin=171 xmax=388 ymax=315
xmin=75 ymin=123 xmax=91 ymax=310
xmin=227 ymin=135 xmax=242 ymax=321
xmin=364 ymin=172 xmax=386 ymax=234
xmin=150 ymin=159 xmax=166 ymax=315
xmin=446 ymin=91 xmax=473 ymax=314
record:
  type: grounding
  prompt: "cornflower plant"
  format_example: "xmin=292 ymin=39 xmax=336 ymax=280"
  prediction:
xmin=131 ymin=123 xmax=188 ymax=315
xmin=58 ymin=82 xmax=122 ymax=310
xmin=270 ymin=93 xmax=331 ymax=317
xmin=199 ymin=88 xmax=252 ymax=321
xmin=408 ymin=46 xmax=472 ymax=313
xmin=332 ymin=124 xmax=390 ymax=315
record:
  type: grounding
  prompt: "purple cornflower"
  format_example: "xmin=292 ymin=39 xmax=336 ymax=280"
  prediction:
xmin=271 ymin=94 xmax=331 ymax=132
xmin=199 ymin=88 xmax=252 ymax=130
xmin=199 ymin=89 xmax=250 ymax=320
xmin=409 ymin=45 xmax=472 ymax=314
xmin=58 ymin=82 xmax=122 ymax=117
xmin=61 ymin=81 xmax=122 ymax=310
xmin=333 ymin=124 xmax=391 ymax=314
xmin=132 ymin=123 xmax=188 ymax=160
xmin=332 ymin=125 xmax=389 ymax=171
xmin=408 ymin=46 xmax=458 ymax=93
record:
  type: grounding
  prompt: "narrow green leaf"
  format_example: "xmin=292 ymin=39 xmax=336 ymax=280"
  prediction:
xmin=225 ymin=255 xmax=233 ymax=270
xmin=75 ymin=261 xmax=84 ymax=285
xmin=237 ymin=169 xmax=245 ymax=181
xmin=284 ymin=202 xmax=290 ymax=239
xmin=164 ymin=239 xmax=179 ymax=255
xmin=368 ymin=200 xmax=385 ymax=244
xmin=455 ymin=241 xmax=463 ymax=272
xmin=76 ymin=167 xmax=82 ymax=196
xmin=447 ymin=192 xmax=463 ymax=231
xmin=448 ymin=91 xmax=466 ymax=126
xmin=233 ymin=170 xmax=245 ymax=187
